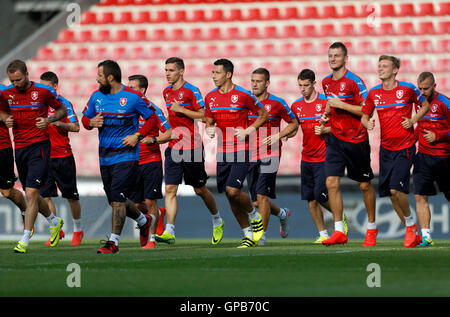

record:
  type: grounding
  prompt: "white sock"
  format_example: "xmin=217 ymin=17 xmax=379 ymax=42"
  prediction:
xmin=150 ymin=234 xmax=156 ymax=242
xmin=335 ymin=221 xmax=345 ymax=233
xmin=109 ymin=233 xmax=120 ymax=246
xmin=243 ymin=226 xmax=253 ymax=239
xmin=277 ymin=208 xmax=287 ymax=219
xmin=421 ymin=228 xmax=431 ymax=239
xmin=367 ymin=222 xmax=377 ymax=230
xmin=20 ymin=230 xmax=32 ymax=245
xmin=405 ymin=215 xmax=415 ymax=227
xmin=73 ymin=218 xmax=82 ymax=232
xmin=136 ymin=213 xmax=147 ymax=227
xmin=166 ymin=223 xmax=175 ymax=236
xmin=248 ymin=207 xmax=259 ymax=221
xmin=47 ymin=213 xmax=59 ymax=226
xmin=319 ymin=230 xmax=329 ymax=238
xmin=211 ymin=212 xmax=222 ymax=227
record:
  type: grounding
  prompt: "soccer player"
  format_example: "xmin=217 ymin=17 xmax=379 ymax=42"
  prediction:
xmin=0 ymin=82 xmax=29 ymax=224
xmin=361 ymin=55 xmax=430 ymax=247
xmin=204 ymin=58 xmax=269 ymax=248
xmin=0 ymin=60 xmax=67 ymax=253
xmin=320 ymin=42 xmax=376 ymax=246
xmin=413 ymin=72 xmax=450 ymax=246
xmin=247 ymin=68 xmax=297 ymax=245
xmin=157 ymin=57 xmax=224 ymax=245
xmin=82 ymin=60 xmax=167 ymax=254
xmin=39 ymin=71 xmax=83 ymax=246
xmin=127 ymin=74 xmax=171 ymax=249
xmin=290 ymin=69 xmax=348 ymax=243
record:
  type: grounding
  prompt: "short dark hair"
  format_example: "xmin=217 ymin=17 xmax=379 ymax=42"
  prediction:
xmin=252 ymin=68 xmax=270 ymax=81
xmin=329 ymin=42 xmax=348 ymax=56
xmin=98 ymin=60 xmax=121 ymax=83
xmin=128 ymin=74 xmax=148 ymax=92
xmin=379 ymin=55 xmax=401 ymax=69
xmin=214 ymin=58 xmax=234 ymax=75
xmin=7 ymin=59 xmax=28 ymax=75
xmin=40 ymin=71 xmax=59 ymax=86
xmin=418 ymin=71 xmax=435 ymax=85
xmin=165 ymin=57 xmax=185 ymax=70
xmin=298 ymin=69 xmax=316 ymax=82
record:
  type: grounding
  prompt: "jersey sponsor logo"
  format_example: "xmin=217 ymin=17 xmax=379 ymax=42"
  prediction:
xmin=396 ymin=90 xmax=404 ymax=99
xmin=31 ymin=91 xmax=39 ymax=100
xmin=231 ymin=95 xmax=239 ymax=104
xmin=120 ymin=98 xmax=127 ymax=106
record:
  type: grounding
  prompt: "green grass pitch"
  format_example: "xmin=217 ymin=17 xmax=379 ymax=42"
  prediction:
xmin=1 ymin=239 xmax=450 ymax=297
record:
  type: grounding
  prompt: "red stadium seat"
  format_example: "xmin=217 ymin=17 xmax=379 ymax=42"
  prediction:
xmin=283 ymin=7 xmax=299 ymax=19
xmin=321 ymin=5 xmax=337 ymax=18
xmin=112 ymin=46 xmax=127 ymax=59
xmin=401 ymin=58 xmax=413 ymax=73
xmin=261 ymin=43 xmax=277 ymax=56
xmin=128 ymin=46 xmax=145 ymax=59
xmin=152 ymin=28 xmax=166 ymax=41
xmin=224 ymin=26 xmax=240 ymax=40
xmin=93 ymin=46 xmax=108 ymax=60
xmin=302 ymin=6 xmax=318 ymax=19
xmin=377 ymin=23 xmax=394 ymax=36
xmin=379 ymin=4 xmax=395 ymax=17
xmin=54 ymin=47 xmax=72 ymax=60
xmin=281 ymin=42 xmax=298 ymax=56
xmin=81 ymin=11 xmax=97 ymax=24
xmin=355 ymin=40 xmax=374 ymax=54
xmin=417 ymin=21 xmax=435 ymax=34
xmin=131 ymin=29 xmax=148 ymax=41
xmin=357 ymin=59 xmax=375 ymax=73
xmin=282 ymin=25 xmax=298 ymax=38
xmin=56 ymin=29 xmax=74 ymax=43
xmin=96 ymin=29 xmax=111 ymax=42
xmin=416 ymin=3 xmax=435 ymax=16
xmin=415 ymin=58 xmax=434 ymax=72
xmin=436 ymin=39 xmax=450 ymax=53
xmin=263 ymin=26 xmax=278 ymax=38
xmin=437 ymin=21 xmax=450 ymax=34
xmin=226 ymin=8 xmax=243 ymax=21
xmin=190 ymin=9 xmax=205 ymax=22
xmin=174 ymin=10 xmax=187 ymax=22
xmin=397 ymin=3 xmax=415 ymax=16
xmin=207 ymin=27 xmax=222 ymax=40
xmin=114 ymin=29 xmax=129 ymax=41
xmin=397 ymin=22 xmax=415 ymax=35
xmin=78 ymin=30 xmax=93 ymax=42
xmin=299 ymin=42 xmax=315 ymax=55
xmin=149 ymin=46 xmax=164 ymax=58
xmin=35 ymin=47 xmax=53 ymax=61
xmin=378 ymin=40 xmax=393 ymax=53
xmin=396 ymin=40 xmax=413 ymax=54
xmin=242 ymin=43 xmax=257 ymax=56
xmin=358 ymin=23 xmax=376 ymax=36
xmin=317 ymin=41 xmax=332 ymax=54
xmin=245 ymin=8 xmax=261 ymax=21
xmin=98 ymin=11 xmax=114 ymax=24
xmin=224 ymin=44 xmax=239 ymax=57
xmin=135 ymin=11 xmax=151 ymax=23
xmin=339 ymin=23 xmax=355 ymax=36
xmin=117 ymin=11 xmax=133 ymax=24
xmin=188 ymin=28 xmax=203 ymax=41
xmin=340 ymin=5 xmax=356 ymax=18
xmin=244 ymin=26 xmax=260 ymax=39
xmin=436 ymin=58 xmax=450 ymax=72
xmin=207 ymin=9 xmax=223 ymax=22
xmin=203 ymin=44 xmax=219 ymax=59
xmin=416 ymin=39 xmax=433 ymax=53
xmin=169 ymin=28 xmax=184 ymax=41
xmin=301 ymin=25 xmax=316 ymax=37
xmin=167 ymin=45 xmax=182 ymax=57
xmin=153 ymin=10 xmax=168 ymax=23
xmin=74 ymin=47 xmax=90 ymax=60
xmin=436 ymin=2 xmax=450 ymax=16
xmin=319 ymin=24 xmax=335 ymax=37
xmin=185 ymin=45 xmax=200 ymax=58
xmin=265 ymin=7 xmax=280 ymax=20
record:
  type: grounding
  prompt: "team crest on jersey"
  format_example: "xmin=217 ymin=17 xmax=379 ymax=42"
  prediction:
xmin=431 ymin=104 xmax=438 ymax=113
xmin=264 ymin=104 xmax=271 ymax=112
xmin=120 ymin=98 xmax=127 ymax=106
xmin=396 ymin=90 xmax=404 ymax=99
xmin=31 ymin=91 xmax=38 ymax=100
xmin=178 ymin=91 xmax=184 ymax=100
xmin=340 ymin=82 xmax=346 ymax=91
xmin=315 ymin=104 xmax=322 ymax=112
xmin=231 ymin=95 xmax=239 ymax=103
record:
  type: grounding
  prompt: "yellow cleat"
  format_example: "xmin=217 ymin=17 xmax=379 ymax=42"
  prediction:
xmin=236 ymin=236 xmax=256 ymax=248
xmin=155 ymin=230 xmax=176 ymax=244
xmin=314 ymin=236 xmax=328 ymax=244
xmin=49 ymin=217 xmax=64 ymax=247
xmin=212 ymin=220 xmax=224 ymax=245
xmin=343 ymin=213 xmax=349 ymax=236
xmin=13 ymin=241 xmax=28 ymax=253
xmin=250 ymin=212 xmax=264 ymax=242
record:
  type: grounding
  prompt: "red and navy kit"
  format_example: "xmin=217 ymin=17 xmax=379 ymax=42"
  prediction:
xmin=163 ymin=81 xmax=204 ymax=150
xmin=0 ymin=82 xmax=63 ymax=149
xmin=0 ymin=83 xmax=12 ymax=150
xmin=48 ymin=95 xmax=78 ymax=158
xmin=248 ymin=93 xmax=295 ymax=161
xmin=138 ymin=104 xmax=168 ymax=165
xmin=291 ymin=93 xmax=329 ymax=162
xmin=322 ymin=70 xmax=368 ymax=143
xmin=204 ymin=84 xmax=263 ymax=154
xmin=363 ymin=81 xmax=425 ymax=151
xmin=415 ymin=92 xmax=450 ymax=157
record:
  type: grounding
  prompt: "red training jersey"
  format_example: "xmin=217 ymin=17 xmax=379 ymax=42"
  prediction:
xmin=362 ymin=81 xmax=425 ymax=151
xmin=291 ymin=93 xmax=329 ymax=162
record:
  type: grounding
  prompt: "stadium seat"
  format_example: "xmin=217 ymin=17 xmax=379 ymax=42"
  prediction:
xmin=265 ymin=7 xmax=280 ymax=20
xmin=416 ymin=39 xmax=433 ymax=53
xmin=95 ymin=29 xmax=111 ymax=42
xmin=242 ymin=43 xmax=257 ymax=56
xmin=131 ymin=29 xmax=149 ymax=41
xmin=149 ymin=46 xmax=164 ymax=58
xmin=152 ymin=28 xmax=166 ymax=41
xmin=416 ymin=3 xmax=435 ymax=16
xmin=98 ymin=11 xmax=114 ymax=24
xmin=339 ymin=23 xmax=355 ymax=36
xmin=281 ymin=42 xmax=298 ymax=56
xmin=188 ymin=27 xmax=203 ymax=41
xmin=207 ymin=9 xmax=223 ymax=22
xmin=174 ymin=10 xmax=187 ymax=22
xmin=378 ymin=22 xmax=394 ymax=36
xmin=245 ymin=8 xmax=261 ymax=21
xmin=417 ymin=21 xmax=435 ymax=34
xmin=397 ymin=22 xmax=415 ymax=35
xmin=378 ymin=40 xmax=393 ymax=54
xmin=81 ymin=11 xmax=97 ymax=24
xmin=74 ymin=47 xmax=90 ymax=60
xmin=358 ymin=23 xmax=375 ymax=36
xmin=169 ymin=28 xmax=185 ymax=41
xmin=128 ymin=46 xmax=145 ymax=59
xmin=340 ymin=4 xmax=356 ymax=18
xmin=117 ymin=11 xmax=133 ymax=24
xmin=224 ymin=26 xmax=240 ymax=40
xmin=93 ymin=46 xmax=108 ymax=60
xmin=282 ymin=25 xmax=298 ymax=38
xmin=436 ymin=39 xmax=450 ymax=53
xmin=135 ymin=11 xmax=151 ymax=23
xmin=436 ymin=58 xmax=450 ymax=72
xmin=56 ymin=29 xmax=74 ymax=43
xmin=437 ymin=21 xmax=450 ymax=34
xmin=206 ymin=27 xmax=222 ymax=40
xmin=78 ymin=30 xmax=93 ymax=42
xmin=224 ymin=44 xmax=239 ymax=57
xmin=263 ymin=26 xmax=278 ymax=38
xmin=261 ymin=43 xmax=277 ymax=56
xmin=319 ymin=24 xmax=335 ymax=37
xmin=185 ymin=45 xmax=200 ymax=58
xmin=355 ymin=40 xmax=374 ymax=55
xmin=190 ymin=9 xmax=205 ymax=22
xmin=112 ymin=46 xmax=127 ymax=59
xmin=436 ymin=2 xmax=449 ymax=15
xmin=283 ymin=7 xmax=299 ymax=19
xmin=153 ymin=10 xmax=168 ymax=23
xmin=55 ymin=47 xmax=72 ymax=60
xmin=299 ymin=42 xmax=315 ymax=55
xmin=244 ymin=26 xmax=260 ymax=39
xmin=415 ymin=58 xmax=434 ymax=72
xmin=318 ymin=41 xmax=332 ymax=54
xmin=114 ymin=29 xmax=129 ymax=41
xmin=379 ymin=4 xmax=395 ymax=17
xmin=302 ymin=6 xmax=319 ymax=19
xmin=321 ymin=5 xmax=337 ymax=18
xmin=301 ymin=25 xmax=316 ymax=37
xmin=397 ymin=3 xmax=415 ymax=16
xmin=396 ymin=40 xmax=413 ymax=54
xmin=226 ymin=8 xmax=243 ymax=21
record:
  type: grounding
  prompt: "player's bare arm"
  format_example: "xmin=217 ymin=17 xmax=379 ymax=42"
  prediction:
xmin=235 ymin=106 xmax=269 ymax=141
xmin=402 ymin=100 xmax=430 ymax=129
xmin=51 ymin=121 xmax=80 ymax=132
xmin=262 ymin=117 xmax=298 ymax=146
xmin=36 ymin=104 xmax=67 ymax=129
xmin=327 ymin=93 xmax=364 ymax=117
xmin=89 ymin=111 xmax=104 ymax=128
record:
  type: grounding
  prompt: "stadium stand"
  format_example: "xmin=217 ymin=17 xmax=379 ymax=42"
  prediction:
xmin=3 ymin=0 xmax=450 ymax=176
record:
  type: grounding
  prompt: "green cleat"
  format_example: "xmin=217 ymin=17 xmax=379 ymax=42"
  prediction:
xmin=49 ymin=217 xmax=64 ymax=247
xmin=212 ymin=220 xmax=224 ymax=245
xmin=418 ymin=237 xmax=434 ymax=247
xmin=13 ymin=241 xmax=28 ymax=253
xmin=237 ymin=236 xmax=256 ymax=248
xmin=343 ymin=213 xmax=349 ymax=236
xmin=155 ymin=230 xmax=176 ymax=244
xmin=250 ymin=212 xmax=264 ymax=242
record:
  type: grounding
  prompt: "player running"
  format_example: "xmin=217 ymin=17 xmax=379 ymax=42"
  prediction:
xmin=361 ymin=55 xmax=429 ymax=247
xmin=156 ymin=57 xmax=224 ymax=245
xmin=39 ymin=71 xmax=83 ymax=246
xmin=413 ymin=72 xmax=450 ymax=247
xmin=204 ymin=59 xmax=269 ymax=248
xmin=247 ymin=68 xmax=298 ymax=245
xmin=0 ymin=60 xmax=67 ymax=253
xmin=320 ymin=42 xmax=376 ymax=246
xmin=127 ymin=74 xmax=171 ymax=249
xmin=290 ymin=69 xmax=348 ymax=243
xmin=82 ymin=60 xmax=170 ymax=254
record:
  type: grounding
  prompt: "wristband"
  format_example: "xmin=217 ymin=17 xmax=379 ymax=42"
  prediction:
xmin=151 ymin=136 xmax=157 ymax=143
xmin=135 ymin=132 xmax=144 ymax=141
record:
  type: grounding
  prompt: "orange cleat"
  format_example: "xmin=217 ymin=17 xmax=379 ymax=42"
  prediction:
xmin=404 ymin=224 xmax=420 ymax=248
xmin=142 ymin=241 xmax=156 ymax=249
xmin=70 ymin=231 xmax=84 ymax=246
xmin=363 ymin=228 xmax=378 ymax=247
xmin=97 ymin=241 xmax=119 ymax=254
xmin=139 ymin=214 xmax=154 ymax=246
xmin=322 ymin=230 xmax=348 ymax=246
xmin=156 ymin=207 xmax=166 ymax=236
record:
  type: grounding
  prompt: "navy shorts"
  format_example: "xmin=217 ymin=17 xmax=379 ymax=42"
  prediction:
xmin=301 ymin=160 xmax=328 ymax=203
xmin=0 ymin=147 xmax=16 ymax=190
xmin=100 ymin=160 xmax=138 ymax=203
xmin=413 ymin=152 xmax=450 ymax=196
xmin=246 ymin=157 xmax=279 ymax=202
xmin=216 ymin=151 xmax=249 ymax=193
xmin=129 ymin=161 xmax=163 ymax=203
xmin=325 ymin=133 xmax=374 ymax=183
xmin=378 ymin=145 xmax=415 ymax=197
xmin=164 ymin=147 xmax=208 ymax=189
xmin=40 ymin=154 xmax=79 ymax=200
xmin=15 ymin=140 xmax=50 ymax=190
